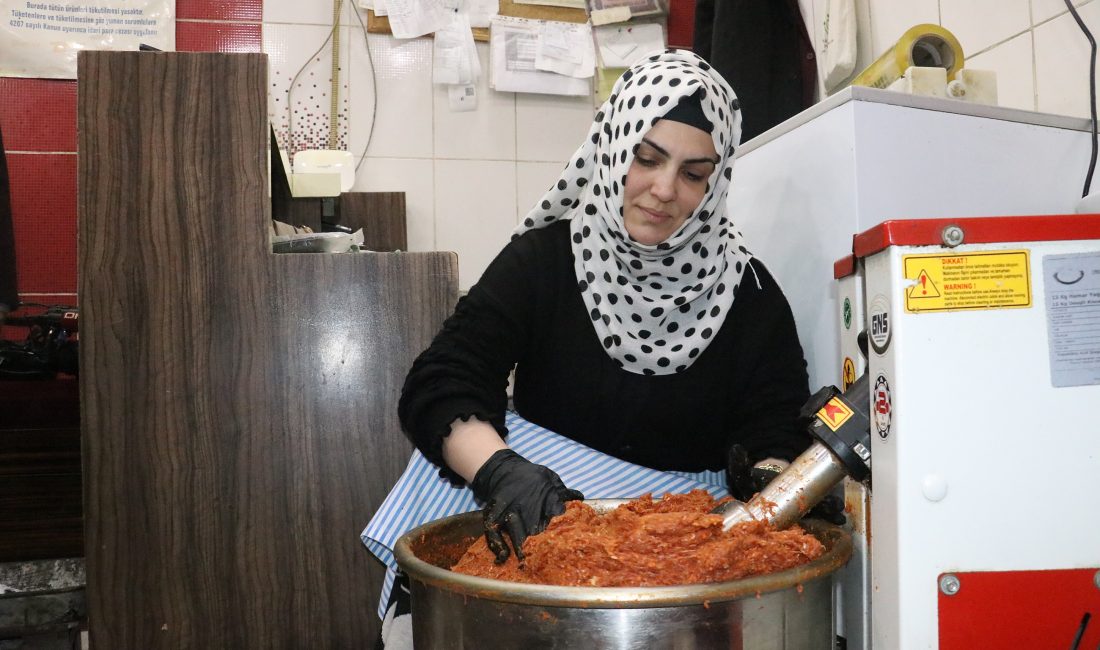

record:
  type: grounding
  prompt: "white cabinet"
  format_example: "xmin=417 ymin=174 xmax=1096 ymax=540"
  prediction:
xmin=729 ymin=86 xmax=1093 ymax=388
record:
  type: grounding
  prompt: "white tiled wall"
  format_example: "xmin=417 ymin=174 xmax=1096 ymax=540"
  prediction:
xmin=263 ymin=0 xmax=1099 ymax=289
xmin=804 ymin=0 xmax=1100 ymax=116
xmin=262 ymin=0 xmax=595 ymax=290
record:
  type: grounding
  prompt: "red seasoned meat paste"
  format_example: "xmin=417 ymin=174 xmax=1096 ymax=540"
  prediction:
xmin=451 ymin=490 xmax=825 ymax=586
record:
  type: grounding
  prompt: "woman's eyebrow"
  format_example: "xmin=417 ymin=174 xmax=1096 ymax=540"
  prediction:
xmin=640 ymin=138 xmax=719 ymax=165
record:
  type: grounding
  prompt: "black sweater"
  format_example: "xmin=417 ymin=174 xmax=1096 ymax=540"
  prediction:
xmin=398 ymin=221 xmax=811 ymax=477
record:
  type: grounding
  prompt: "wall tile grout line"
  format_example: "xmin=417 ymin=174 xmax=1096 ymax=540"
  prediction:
xmin=1031 ymin=0 xmax=1040 ymax=110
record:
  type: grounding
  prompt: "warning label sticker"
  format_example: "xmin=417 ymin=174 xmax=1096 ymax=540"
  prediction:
xmin=816 ymin=397 xmax=854 ymax=431
xmin=903 ymin=250 xmax=1031 ymax=313
xmin=842 ymin=357 xmax=856 ymax=390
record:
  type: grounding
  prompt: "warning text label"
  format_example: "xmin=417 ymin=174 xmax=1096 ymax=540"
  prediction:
xmin=903 ymin=250 xmax=1031 ymax=313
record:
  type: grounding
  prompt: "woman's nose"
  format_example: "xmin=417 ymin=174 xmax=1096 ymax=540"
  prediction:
xmin=650 ymin=170 xmax=677 ymax=202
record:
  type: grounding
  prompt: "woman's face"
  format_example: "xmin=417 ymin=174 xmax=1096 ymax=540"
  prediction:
xmin=622 ymin=119 xmax=718 ymax=246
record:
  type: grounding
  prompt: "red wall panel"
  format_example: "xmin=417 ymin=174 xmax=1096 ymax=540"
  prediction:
xmin=6 ymin=154 xmax=77 ymax=295
xmin=176 ymin=0 xmax=262 ymax=21
xmin=668 ymin=0 xmax=696 ymax=49
xmin=176 ymin=21 xmax=263 ymax=53
xmin=0 ymin=78 xmax=77 ymax=153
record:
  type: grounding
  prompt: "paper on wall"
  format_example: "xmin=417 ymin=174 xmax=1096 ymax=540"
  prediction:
xmin=589 ymin=6 xmax=631 ymax=26
xmin=593 ymin=22 xmax=663 ymax=68
xmin=385 ymin=0 xmax=451 ymax=38
xmin=0 ymin=0 xmax=174 ymax=79
xmin=358 ymin=0 xmax=374 ymax=10
xmin=490 ymin=16 xmax=590 ymax=96
xmin=465 ymin=0 xmax=500 ymax=28
xmin=374 ymin=0 xmax=388 ymax=17
xmin=535 ymin=21 xmax=594 ymax=79
xmin=434 ymin=10 xmax=481 ymax=85
xmin=512 ymin=0 xmax=585 ymax=8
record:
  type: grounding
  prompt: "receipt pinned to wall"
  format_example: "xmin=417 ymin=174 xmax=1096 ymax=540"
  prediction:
xmin=384 ymin=0 xmax=451 ymax=38
xmin=536 ymin=22 xmax=595 ymax=79
xmin=594 ymin=23 xmax=664 ymax=68
xmin=465 ymin=0 xmax=500 ymax=28
xmin=490 ymin=16 xmax=591 ymax=96
xmin=434 ymin=10 xmax=480 ymax=85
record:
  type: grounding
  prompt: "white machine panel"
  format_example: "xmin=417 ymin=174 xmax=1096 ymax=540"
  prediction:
xmin=833 ymin=261 xmax=871 ymax=650
xmin=860 ymin=222 xmax=1100 ymax=648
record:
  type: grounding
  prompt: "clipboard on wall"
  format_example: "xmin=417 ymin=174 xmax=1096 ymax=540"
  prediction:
xmin=366 ymin=0 xmax=588 ymax=41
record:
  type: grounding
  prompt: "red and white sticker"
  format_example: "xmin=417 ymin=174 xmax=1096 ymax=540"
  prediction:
xmin=872 ymin=373 xmax=892 ymax=440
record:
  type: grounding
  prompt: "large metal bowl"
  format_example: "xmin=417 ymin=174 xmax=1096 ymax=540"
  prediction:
xmin=394 ymin=499 xmax=853 ymax=649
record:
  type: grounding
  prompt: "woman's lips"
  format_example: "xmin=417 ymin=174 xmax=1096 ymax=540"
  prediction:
xmin=640 ymin=207 xmax=671 ymax=222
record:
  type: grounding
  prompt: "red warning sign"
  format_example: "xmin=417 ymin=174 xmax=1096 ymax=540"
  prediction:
xmin=908 ymin=268 xmax=941 ymax=299
xmin=817 ymin=397 xmax=854 ymax=432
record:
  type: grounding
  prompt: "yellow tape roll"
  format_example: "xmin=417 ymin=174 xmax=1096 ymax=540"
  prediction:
xmin=852 ymin=24 xmax=964 ymax=89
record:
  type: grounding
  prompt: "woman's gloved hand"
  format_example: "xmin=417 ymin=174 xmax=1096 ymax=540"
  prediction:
xmin=726 ymin=444 xmax=755 ymax=503
xmin=469 ymin=449 xmax=584 ymax=564
xmin=726 ymin=444 xmax=846 ymax=526
xmin=726 ymin=444 xmax=783 ymax=503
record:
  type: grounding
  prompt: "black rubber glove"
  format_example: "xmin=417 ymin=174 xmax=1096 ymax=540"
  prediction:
xmin=805 ymin=493 xmax=847 ymax=526
xmin=726 ymin=443 xmax=847 ymax=526
xmin=725 ymin=443 xmax=760 ymax=503
xmin=727 ymin=444 xmax=782 ymax=502
xmin=469 ymin=449 xmax=584 ymax=564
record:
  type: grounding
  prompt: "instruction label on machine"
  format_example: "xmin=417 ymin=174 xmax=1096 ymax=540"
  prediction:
xmin=1043 ymin=252 xmax=1100 ymax=388
xmin=902 ymin=250 xmax=1031 ymax=313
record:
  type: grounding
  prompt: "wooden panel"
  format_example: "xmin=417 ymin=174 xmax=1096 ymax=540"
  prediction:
xmin=0 ymin=472 xmax=83 ymax=561
xmin=0 ymin=379 xmax=82 ymax=562
xmin=337 ymin=192 xmax=407 ymax=251
xmin=78 ymin=51 xmax=457 ymax=649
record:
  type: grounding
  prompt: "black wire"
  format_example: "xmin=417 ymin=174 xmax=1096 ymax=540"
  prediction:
xmin=1065 ymin=0 xmax=1098 ymax=197
xmin=1069 ymin=611 xmax=1089 ymax=650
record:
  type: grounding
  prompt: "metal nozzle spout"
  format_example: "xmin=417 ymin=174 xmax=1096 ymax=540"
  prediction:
xmin=721 ymin=441 xmax=849 ymax=531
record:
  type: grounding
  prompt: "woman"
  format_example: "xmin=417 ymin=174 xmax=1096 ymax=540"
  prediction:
xmin=398 ymin=49 xmax=810 ymax=565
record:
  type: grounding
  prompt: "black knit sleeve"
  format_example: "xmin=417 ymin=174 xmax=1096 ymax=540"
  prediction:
xmin=397 ymin=233 xmax=538 ymax=478
xmin=726 ymin=259 xmax=812 ymax=463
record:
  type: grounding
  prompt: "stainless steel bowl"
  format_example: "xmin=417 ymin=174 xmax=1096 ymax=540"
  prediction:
xmin=394 ymin=499 xmax=852 ymax=649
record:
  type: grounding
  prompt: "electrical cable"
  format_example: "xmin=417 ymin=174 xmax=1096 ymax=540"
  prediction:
xmin=1069 ymin=612 xmax=1089 ymax=650
xmin=1065 ymin=0 xmax=1098 ymax=197
xmin=282 ymin=2 xmax=378 ymax=175
xmin=284 ymin=21 xmax=340 ymax=165
xmin=329 ymin=0 xmax=343 ymax=151
xmin=351 ymin=3 xmax=380 ymax=172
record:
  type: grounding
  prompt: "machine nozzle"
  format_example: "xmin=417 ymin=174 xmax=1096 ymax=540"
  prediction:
xmin=721 ymin=374 xmax=872 ymax=531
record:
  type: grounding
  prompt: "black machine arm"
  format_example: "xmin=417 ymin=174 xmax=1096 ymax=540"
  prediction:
xmin=803 ymin=373 xmax=872 ymax=482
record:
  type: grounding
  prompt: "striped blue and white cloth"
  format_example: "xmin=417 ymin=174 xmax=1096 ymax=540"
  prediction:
xmin=361 ymin=412 xmax=729 ymax=618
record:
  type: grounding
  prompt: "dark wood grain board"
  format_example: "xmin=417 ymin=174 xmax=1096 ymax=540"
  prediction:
xmin=78 ymin=51 xmax=457 ymax=649
xmin=0 ymin=379 xmax=82 ymax=562
xmin=337 ymin=192 xmax=407 ymax=251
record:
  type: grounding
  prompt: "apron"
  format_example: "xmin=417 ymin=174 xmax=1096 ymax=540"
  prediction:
xmin=361 ymin=411 xmax=729 ymax=619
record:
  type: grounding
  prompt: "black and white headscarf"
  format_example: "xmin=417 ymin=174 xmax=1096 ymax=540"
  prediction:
xmin=514 ymin=49 xmax=753 ymax=376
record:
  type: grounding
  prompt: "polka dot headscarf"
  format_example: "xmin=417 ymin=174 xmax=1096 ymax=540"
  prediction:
xmin=514 ymin=48 xmax=752 ymax=376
